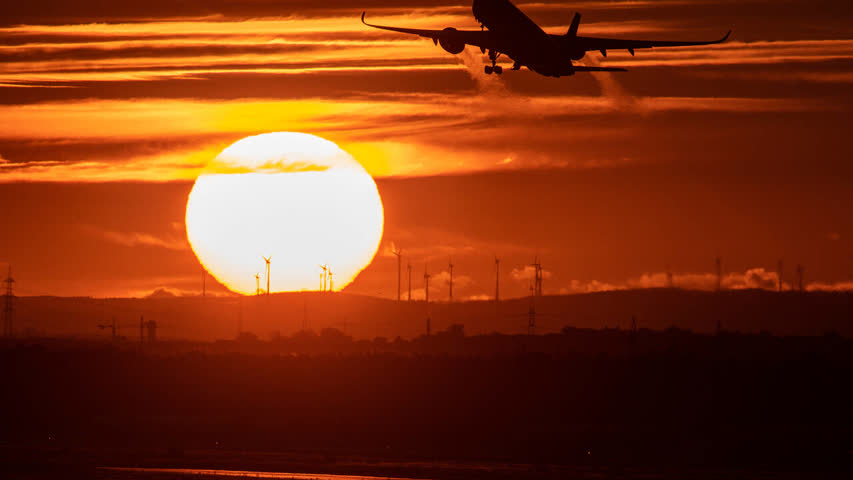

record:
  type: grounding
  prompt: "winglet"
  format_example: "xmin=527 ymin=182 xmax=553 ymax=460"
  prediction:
xmin=721 ymin=30 xmax=732 ymax=42
xmin=361 ymin=11 xmax=366 ymax=24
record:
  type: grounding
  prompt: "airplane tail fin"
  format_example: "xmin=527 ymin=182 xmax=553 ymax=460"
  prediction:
xmin=566 ymin=13 xmax=581 ymax=37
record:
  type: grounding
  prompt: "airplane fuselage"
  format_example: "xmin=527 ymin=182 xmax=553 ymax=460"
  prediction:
xmin=473 ymin=0 xmax=577 ymax=76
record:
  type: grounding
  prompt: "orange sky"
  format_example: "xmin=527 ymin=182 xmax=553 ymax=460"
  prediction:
xmin=1 ymin=0 xmax=852 ymax=298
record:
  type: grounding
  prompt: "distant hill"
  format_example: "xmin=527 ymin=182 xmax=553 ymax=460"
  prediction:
xmin=9 ymin=289 xmax=853 ymax=341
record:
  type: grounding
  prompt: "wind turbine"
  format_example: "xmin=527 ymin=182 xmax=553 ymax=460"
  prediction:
xmin=407 ymin=262 xmax=412 ymax=301
xmin=424 ymin=265 xmax=432 ymax=336
xmin=393 ymin=248 xmax=403 ymax=301
xmin=495 ymin=256 xmax=500 ymax=303
xmin=318 ymin=264 xmax=328 ymax=292
xmin=254 ymin=273 xmax=260 ymax=296
xmin=328 ymin=268 xmax=334 ymax=292
xmin=263 ymin=256 xmax=271 ymax=295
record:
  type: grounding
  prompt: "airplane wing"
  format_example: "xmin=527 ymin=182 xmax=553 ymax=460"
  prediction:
xmin=361 ymin=12 xmax=493 ymax=51
xmin=577 ymin=31 xmax=731 ymax=55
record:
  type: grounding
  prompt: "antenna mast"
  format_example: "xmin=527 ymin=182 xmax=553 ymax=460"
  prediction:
xmin=777 ymin=260 xmax=783 ymax=292
xmin=448 ymin=258 xmax=454 ymax=302
xmin=796 ymin=264 xmax=804 ymax=292
xmin=3 ymin=265 xmax=13 ymax=338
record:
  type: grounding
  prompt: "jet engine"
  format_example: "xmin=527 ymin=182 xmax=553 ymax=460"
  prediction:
xmin=568 ymin=49 xmax=586 ymax=61
xmin=438 ymin=28 xmax=465 ymax=54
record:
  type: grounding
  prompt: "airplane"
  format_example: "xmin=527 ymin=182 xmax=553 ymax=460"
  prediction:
xmin=361 ymin=0 xmax=731 ymax=77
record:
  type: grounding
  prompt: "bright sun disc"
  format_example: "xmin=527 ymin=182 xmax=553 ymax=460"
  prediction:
xmin=185 ymin=132 xmax=384 ymax=294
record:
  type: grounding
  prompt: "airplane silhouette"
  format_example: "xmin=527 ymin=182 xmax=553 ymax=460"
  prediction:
xmin=362 ymin=0 xmax=730 ymax=77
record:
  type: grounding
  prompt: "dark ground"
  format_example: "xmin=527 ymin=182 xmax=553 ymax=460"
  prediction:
xmin=12 ymin=289 xmax=853 ymax=342
xmin=1 ymin=325 xmax=851 ymax=479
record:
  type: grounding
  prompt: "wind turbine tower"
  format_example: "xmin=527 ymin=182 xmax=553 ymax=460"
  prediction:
xmin=254 ymin=273 xmax=260 ymax=296
xmin=393 ymin=248 xmax=402 ymax=301
xmin=263 ymin=256 xmax=271 ymax=295
xmin=448 ymin=258 xmax=454 ymax=302
xmin=494 ymin=257 xmax=500 ymax=303
xmin=777 ymin=260 xmax=784 ymax=292
xmin=328 ymin=268 xmax=334 ymax=292
xmin=407 ymin=262 xmax=412 ymax=301
xmin=424 ymin=266 xmax=432 ymax=336
xmin=3 ymin=265 xmax=14 ymax=338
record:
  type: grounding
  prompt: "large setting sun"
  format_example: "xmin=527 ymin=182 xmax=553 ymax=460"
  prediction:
xmin=185 ymin=132 xmax=384 ymax=295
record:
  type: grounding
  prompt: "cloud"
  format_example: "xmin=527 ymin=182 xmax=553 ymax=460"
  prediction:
xmin=84 ymin=226 xmax=189 ymax=250
xmin=561 ymin=267 xmax=814 ymax=294
xmin=807 ymin=281 xmax=853 ymax=292
xmin=466 ymin=294 xmax=492 ymax=301
xmin=139 ymin=286 xmax=233 ymax=298
xmin=432 ymin=270 xmax=474 ymax=289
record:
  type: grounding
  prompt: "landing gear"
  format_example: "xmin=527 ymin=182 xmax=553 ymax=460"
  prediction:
xmin=512 ymin=62 xmax=521 ymax=71
xmin=485 ymin=49 xmax=503 ymax=75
